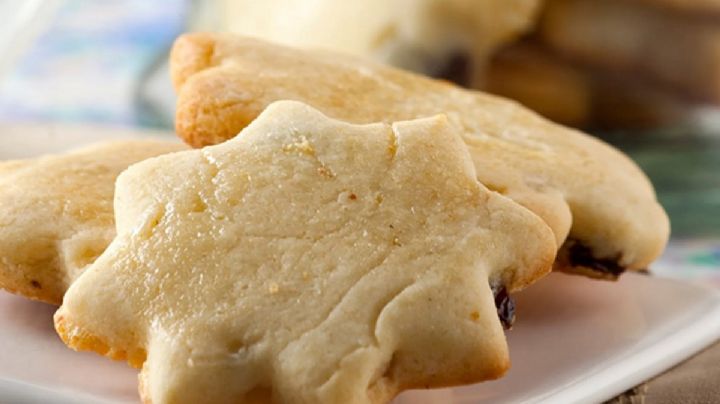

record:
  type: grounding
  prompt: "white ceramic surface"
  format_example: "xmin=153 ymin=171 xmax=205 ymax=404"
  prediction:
xmin=396 ymin=272 xmax=720 ymax=404
xmin=1 ymin=125 xmax=719 ymax=403
xmin=1 ymin=273 xmax=718 ymax=404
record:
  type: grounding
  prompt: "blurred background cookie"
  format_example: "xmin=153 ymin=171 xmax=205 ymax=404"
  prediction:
xmin=526 ymin=0 xmax=720 ymax=128
xmin=212 ymin=0 xmax=542 ymax=88
xmin=483 ymin=40 xmax=697 ymax=129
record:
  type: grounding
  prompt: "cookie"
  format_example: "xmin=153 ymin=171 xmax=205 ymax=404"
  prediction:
xmin=216 ymin=0 xmax=542 ymax=87
xmin=0 ymin=140 xmax=186 ymax=304
xmin=484 ymin=41 xmax=695 ymax=129
xmin=55 ymin=101 xmax=556 ymax=404
xmin=170 ymin=33 xmax=670 ymax=278
xmin=540 ymin=0 xmax=720 ymax=103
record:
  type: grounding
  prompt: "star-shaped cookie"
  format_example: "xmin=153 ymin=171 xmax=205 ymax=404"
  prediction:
xmin=0 ymin=140 xmax=186 ymax=304
xmin=55 ymin=101 xmax=555 ymax=403
xmin=170 ymin=33 xmax=670 ymax=279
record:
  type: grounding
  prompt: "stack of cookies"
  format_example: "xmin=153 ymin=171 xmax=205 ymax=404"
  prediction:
xmin=0 ymin=33 xmax=669 ymax=404
xmin=484 ymin=0 xmax=720 ymax=129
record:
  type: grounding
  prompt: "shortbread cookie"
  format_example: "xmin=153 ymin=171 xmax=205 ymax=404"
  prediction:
xmin=540 ymin=0 xmax=720 ymax=103
xmin=170 ymin=33 xmax=670 ymax=278
xmin=55 ymin=101 xmax=556 ymax=404
xmin=0 ymin=140 xmax=186 ymax=304
xmin=216 ymin=0 xmax=541 ymax=86
xmin=484 ymin=41 xmax=695 ymax=129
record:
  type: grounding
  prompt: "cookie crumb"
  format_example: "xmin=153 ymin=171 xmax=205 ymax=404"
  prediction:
xmin=282 ymin=135 xmax=315 ymax=156
xmin=317 ymin=166 xmax=335 ymax=178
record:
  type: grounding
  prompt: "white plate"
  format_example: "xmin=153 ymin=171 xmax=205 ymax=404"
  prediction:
xmin=397 ymin=272 xmax=720 ymax=403
xmin=1 ymin=125 xmax=719 ymax=403
xmin=1 ymin=273 xmax=718 ymax=404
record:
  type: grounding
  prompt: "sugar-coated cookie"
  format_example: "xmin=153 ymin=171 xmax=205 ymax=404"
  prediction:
xmin=55 ymin=101 xmax=556 ymax=404
xmin=170 ymin=33 xmax=669 ymax=278
xmin=0 ymin=140 xmax=186 ymax=304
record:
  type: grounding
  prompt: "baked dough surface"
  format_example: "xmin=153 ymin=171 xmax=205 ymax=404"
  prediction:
xmin=55 ymin=101 xmax=555 ymax=404
xmin=0 ymin=140 xmax=186 ymax=304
